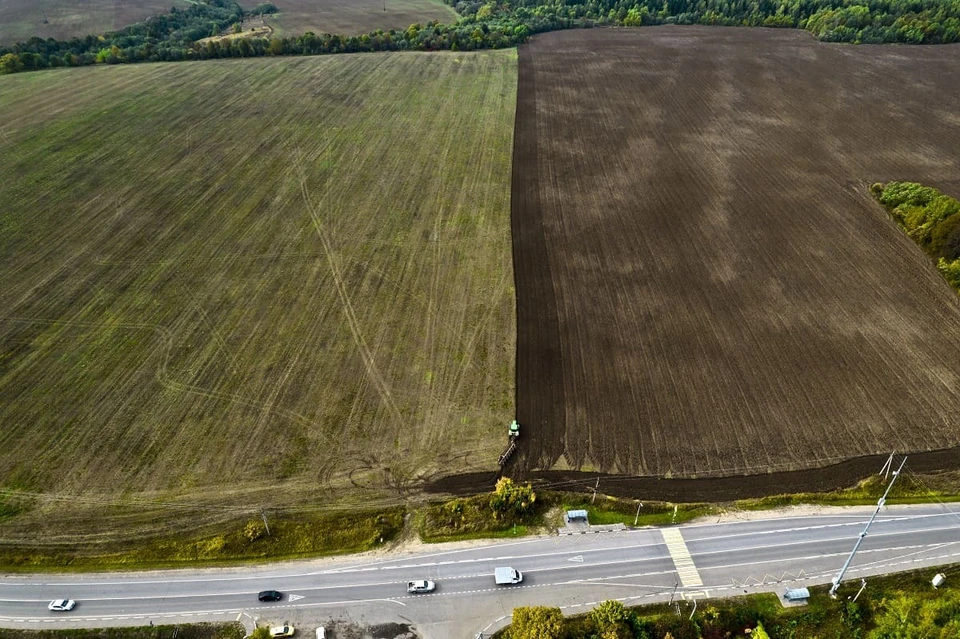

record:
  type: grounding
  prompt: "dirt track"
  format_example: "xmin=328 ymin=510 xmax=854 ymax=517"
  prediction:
xmin=427 ymin=445 xmax=960 ymax=501
xmin=508 ymin=27 xmax=960 ymax=486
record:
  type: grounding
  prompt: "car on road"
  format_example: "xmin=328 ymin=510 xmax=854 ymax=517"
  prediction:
xmin=406 ymin=580 xmax=436 ymax=593
xmin=494 ymin=567 xmax=523 ymax=585
xmin=48 ymin=600 xmax=76 ymax=612
xmin=269 ymin=624 xmax=295 ymax=637
xmin=258 ymin=590 xmax=283 ymax=602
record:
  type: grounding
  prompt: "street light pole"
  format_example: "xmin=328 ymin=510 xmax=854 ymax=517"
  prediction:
xmin=828 ymin=456 xmax=906 ymax=597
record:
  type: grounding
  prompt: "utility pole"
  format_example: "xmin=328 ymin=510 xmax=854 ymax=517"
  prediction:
xmin=829 ymin=456 xmax=906 ymax=597
xmin=669 ymin=581 xmax=679 ymax=605
xmin=591 ymin=477 xmax=600 ymax=504
xmin=880 ymin=452 xmax=894 ymax=481
xmin=634 ymin=502 xmax=643 ymax=526
xmin=261 ymin=509 xmax=271 ymax=537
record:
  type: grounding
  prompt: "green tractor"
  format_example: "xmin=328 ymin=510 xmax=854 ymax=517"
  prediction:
xmin=499 ymin=420 xmax=521 ymax=466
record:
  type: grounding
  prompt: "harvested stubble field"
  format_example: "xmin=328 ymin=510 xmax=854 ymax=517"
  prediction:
xmin=0 ymin=0 xmax=187 ymax=45
xmin=510 ymin=27 xmax=960 ymax=485
xmin=0 ymin=51 xmax=516 ymax=543
xmin=264 ymin=0 xmax=458 ymax=38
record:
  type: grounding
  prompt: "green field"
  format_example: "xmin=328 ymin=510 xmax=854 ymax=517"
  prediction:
xmin=0 ymin=0 xmax=189 ymax=45
xmin=0 ymin=51 xmax=517 ymax=547
xmin=262 ymin=0 xmax=459 ymax=38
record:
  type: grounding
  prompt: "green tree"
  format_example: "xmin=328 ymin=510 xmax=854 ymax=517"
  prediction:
xmin=591 ymin=600 xmax=635 ymax=638
xmin=0 ymin=53 xmax=23 ymax=74
xmin=938 ymin=258 xmax=960 ymax=291
xmin=491 ymin=477 xmax=537 ymax=519
xmin=752 ymin=622 xmax=771 ymax=639
xmin=866 ymin=592 xmax=960 ymax=639
xmin=511 ymin=606 xmax=563 ymax=639
xmin=251 ymin=626 xmax=271 ymax=639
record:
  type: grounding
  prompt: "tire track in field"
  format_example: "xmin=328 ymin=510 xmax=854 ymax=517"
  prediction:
xmin=191 ymin=301 xmax=240 ymax=375
xmin=295 ymin=160 xmax=405 ymax=427
xmin=0 ymin=315 xmax=334 ymax=448
xmin=255 ymin=72 xmax=408 ymax=440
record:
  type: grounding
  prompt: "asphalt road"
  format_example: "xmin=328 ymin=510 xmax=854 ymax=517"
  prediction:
xmin=1 ymin=504 xmax=959 ymax=638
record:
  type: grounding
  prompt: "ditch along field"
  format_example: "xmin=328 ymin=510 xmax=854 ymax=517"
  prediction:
xmin=264 ymin=0 xmax=458 ymax=38
xmin=0 ymin=0 xmax=188 ymax=45
xmin=0 ymin=51 xmax=516 ymax=544
xmin=509 ymin=27 xmax=960 ymax=487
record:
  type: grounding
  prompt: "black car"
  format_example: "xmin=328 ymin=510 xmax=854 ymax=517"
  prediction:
xmin=258 ymin=590 xmax=283 ymax=602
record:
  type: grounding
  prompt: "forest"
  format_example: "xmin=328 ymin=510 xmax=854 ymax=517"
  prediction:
xmin=872 ymin=182 xmax=960 ymax=293
xmin=0 ymin=0 xmax=960 ymax=74
xmin=1 ymin=0 xmax=959 ymax=75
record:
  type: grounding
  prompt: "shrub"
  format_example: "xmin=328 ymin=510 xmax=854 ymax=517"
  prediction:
xmin=510 ymin=606 xmax=564 ymax=639
xmin=491 ymin=477 xmax=537 ymax=519
xmin=591 ymin=600 xmax=635 ymax=638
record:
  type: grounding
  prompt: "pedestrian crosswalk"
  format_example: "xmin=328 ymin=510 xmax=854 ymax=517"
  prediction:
xmin=661 ymin=528 xmax=703 ymax=587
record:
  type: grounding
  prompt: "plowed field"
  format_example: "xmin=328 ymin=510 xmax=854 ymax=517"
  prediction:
xmin=512 ymin=27 xmax=960 ymax=480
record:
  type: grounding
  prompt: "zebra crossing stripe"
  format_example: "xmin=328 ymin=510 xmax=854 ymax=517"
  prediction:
xmin=661 ymin=528 xmax=703 ymax=587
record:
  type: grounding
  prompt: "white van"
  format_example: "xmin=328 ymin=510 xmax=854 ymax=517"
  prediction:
xmin=494 ymin=567 xmax=523 ymax=585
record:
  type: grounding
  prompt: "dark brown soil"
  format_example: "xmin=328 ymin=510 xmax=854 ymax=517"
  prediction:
xmin=426 ymin=445 xmax=960 ymax=501
xmin=508 ymin=27 xmax=960 ymax=486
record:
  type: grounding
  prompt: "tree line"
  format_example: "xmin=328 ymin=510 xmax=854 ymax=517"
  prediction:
xmin=871 ymin=182 xmax=960 ymax=293
xmin=2 ymin=0 xmax=959 ymax=75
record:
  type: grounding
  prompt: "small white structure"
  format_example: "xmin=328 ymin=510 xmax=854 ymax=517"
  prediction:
xmin=784 ymin=587 xmax=810 ymax=601
xmin=932 ymin=573 xmax=946 ymax=589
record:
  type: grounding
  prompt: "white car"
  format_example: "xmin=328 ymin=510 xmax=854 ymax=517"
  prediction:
xmin=406 ymin=580 xmax=436 ymax=593
xmin=269 ymin=624 xmax=295 ymax=638
xmin=48 ymin=599 xmax=76 ymax=612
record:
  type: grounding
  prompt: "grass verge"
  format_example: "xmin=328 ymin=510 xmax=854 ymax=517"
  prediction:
xmin=554 ymin=493 xmax=718 ymax=527
xmin=418 ymin=488 xmax=546 ymax=543
xmin=417 ymin=489 xmax=717 ymax=543
xmin=0 ymin=508 xmax=404 ymax=572
xmin=0 ymin=624 xmax=244 ymax=639
xmin=497 ymin=564 xmax=960 ymax=638
xmin=736 ymin=471 xmax=960 ymax=510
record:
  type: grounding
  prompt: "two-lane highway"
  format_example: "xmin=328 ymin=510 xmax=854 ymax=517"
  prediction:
xmin=2 ymin=504 xmax=958 ymax=638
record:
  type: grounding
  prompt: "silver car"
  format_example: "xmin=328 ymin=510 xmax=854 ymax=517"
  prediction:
xmin=48 ymin=600 xmax=76 ymax=612
xmin=406 ymin=580 xmax=436 ymax=593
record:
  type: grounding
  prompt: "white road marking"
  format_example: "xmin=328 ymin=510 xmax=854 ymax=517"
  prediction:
xmin=287 ymin=595 xmax=304 ymax=601
xmin=661 ymin=528 xmax=703 ymax=587
xmin=689 ymin=525 xmax=960 ymax=559
xmin=568 ymin=555 xmax=584 ymax=563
